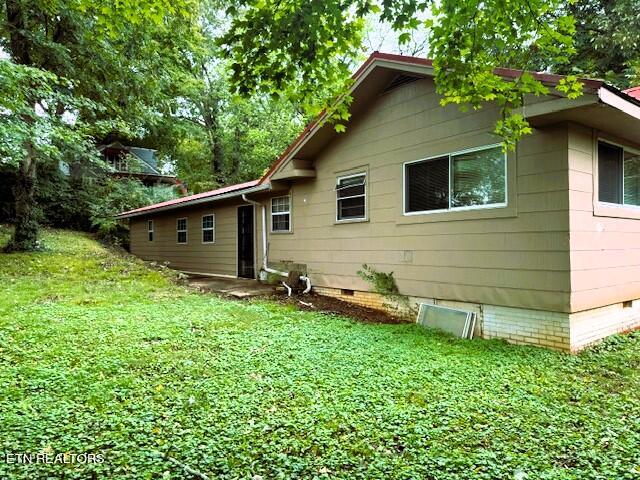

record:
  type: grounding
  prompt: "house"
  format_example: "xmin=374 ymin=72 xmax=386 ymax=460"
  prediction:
xmin=97 ymin=142 xmax=181 ymax=189
xmin=116 ymin=52 xmax=640 ymax=352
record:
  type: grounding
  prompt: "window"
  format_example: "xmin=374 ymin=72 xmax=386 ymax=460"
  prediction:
xmin=271 ymin=196 xmax=291 ymax=232
xmin=598 ymin=140 xmax=640 ymax=207
xmin=202 ymin=214 xmax=215 ymax=243
xmin=147 ymin=220 xmax=154 ymax=242
xmin=336 ymin=173 xmax=366 ymax=221
xmin=404 ymin=145 xmax=506 ymax=214
xmin=177 ymin=217 xmax=187 ymax=244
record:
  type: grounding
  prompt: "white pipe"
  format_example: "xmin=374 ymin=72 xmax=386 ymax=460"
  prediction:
xmin=241 ymin=193 xmax=312 ymax=293
xmin=300 ymin=276 xmax=311 ymax=294
xmin=282 ymin=281 xmax=292 ymax=296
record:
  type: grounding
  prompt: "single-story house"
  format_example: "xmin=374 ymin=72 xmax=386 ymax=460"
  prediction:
xmin=116 ymin=52 xmax=640 ymax=352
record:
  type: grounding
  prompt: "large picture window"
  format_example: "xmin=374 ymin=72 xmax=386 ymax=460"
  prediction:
xmin=202 ymin=214 xmax=215 ymax=243
xmin=336 ymin=173 xmax=366 ymax=221
xmin=598 ymin=140 xmax=640 ymax=207
xmin=177 ymin=218 xmax=187 ymax=244
xmin=271 ymin=196 xmax=291 ymax=232
xmin=404 ymin=145 xmax=506 ymax=214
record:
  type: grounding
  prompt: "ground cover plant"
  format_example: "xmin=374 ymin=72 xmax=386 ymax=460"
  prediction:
xmin=0 ymin=226 xmax=639 ymax=479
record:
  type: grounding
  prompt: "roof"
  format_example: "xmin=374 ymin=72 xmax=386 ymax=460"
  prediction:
xmin=117 ymin=52 xmax=640 ymax=219
xmin=115 ymin=180 xmax=263 ymax=219
xmin=258 ymin=52 xmax=609 ymax=185
xmin=625 ymin=86 xmax=640 ymax=100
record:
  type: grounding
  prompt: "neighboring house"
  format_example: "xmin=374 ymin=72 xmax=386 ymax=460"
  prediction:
xmin=116 ymin=52 xmax=640 ymax=352
xmin=98 ymin=142 xmax=180 ymax=188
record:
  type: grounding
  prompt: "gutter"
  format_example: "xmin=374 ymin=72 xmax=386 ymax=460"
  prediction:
xmin=241 ymin=193 xmax=311 ymax=296
xmin=116 ymin=184 xmax=270 ymax=219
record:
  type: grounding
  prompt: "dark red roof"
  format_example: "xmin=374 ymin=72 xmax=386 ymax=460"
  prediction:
xmin=624 ymin=86 xmax=640 ymax=100
xmin=116 ymin=179 xmax=260 ymax=218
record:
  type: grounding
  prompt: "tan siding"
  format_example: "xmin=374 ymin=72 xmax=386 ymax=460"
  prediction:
xmin=130 ymin=199 xmax=263 ymax=277
xmin=267 ymin=78 xmax=572 ymax=312
xmin=568 ymin=123 xmax=640 ymax=311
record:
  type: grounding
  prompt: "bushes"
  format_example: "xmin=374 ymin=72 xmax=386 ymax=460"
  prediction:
xmin=0 ymin=166 xmax=178 ymax=248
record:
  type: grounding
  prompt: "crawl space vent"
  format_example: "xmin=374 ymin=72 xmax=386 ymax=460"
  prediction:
xmin=416 ymin=304 xmax=476 ymax=339
xmin=383 ymin=74 xmax=421 ymax=93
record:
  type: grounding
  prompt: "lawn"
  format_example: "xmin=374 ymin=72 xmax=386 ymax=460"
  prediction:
xmin=0 ymin=227 xmax=639 ymax=480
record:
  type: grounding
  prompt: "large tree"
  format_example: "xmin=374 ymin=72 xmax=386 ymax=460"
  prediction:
xmin=220 ymin=0 xmax=583 ymax=149
xmin=0 ymin=0 xmax=198 ymax=251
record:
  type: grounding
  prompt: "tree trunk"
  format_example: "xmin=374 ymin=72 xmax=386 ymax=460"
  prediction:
xmin=6 ymin=143 xmax=39 ymax=251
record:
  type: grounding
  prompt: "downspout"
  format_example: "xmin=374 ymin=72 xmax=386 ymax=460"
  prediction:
xmin=241 ymin=193 xmax=311 ymax=295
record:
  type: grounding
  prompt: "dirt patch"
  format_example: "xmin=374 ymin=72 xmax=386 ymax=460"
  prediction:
xmin=281 ymin=292 xmax=407 ymax=324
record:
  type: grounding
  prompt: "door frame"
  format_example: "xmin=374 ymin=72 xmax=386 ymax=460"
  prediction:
xmin=236 ymin=203 xmax=256 ymax=279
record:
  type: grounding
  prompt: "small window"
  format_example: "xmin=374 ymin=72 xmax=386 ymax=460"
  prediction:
xmin=337 ymin=173 xmax=366 ymax=221
xmin=404 ymin=145 xmax=506 ymax=214
xmin=598 ymin=140 xmax=640 ymax=207
xmin=271 ymin=196 xmax=291 ymax=232
xmin=147 ymin=220 xmax=154 ymax=242
xmin=202 ymin=214 xmax=215 ymax=243
xmin=177 ymin=217 xmax=187 ymax=244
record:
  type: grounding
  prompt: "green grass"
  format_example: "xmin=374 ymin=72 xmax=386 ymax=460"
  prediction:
xmin=1 ymin=227 xmax=639 ymax=479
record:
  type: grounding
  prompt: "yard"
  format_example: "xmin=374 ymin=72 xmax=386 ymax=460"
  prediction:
xmin=1 ymin=227 xmax=639 ymax=480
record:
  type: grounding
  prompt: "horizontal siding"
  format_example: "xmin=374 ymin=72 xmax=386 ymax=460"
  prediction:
xmin=130 ymin=200 xmax=262 ymax=277
xmin=568 ymin=123 xmax=640 ymax=311
xmin=267 ymin=77 xmax=572 ymax=312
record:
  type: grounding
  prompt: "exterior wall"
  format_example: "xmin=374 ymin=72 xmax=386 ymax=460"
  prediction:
xmin=568 ymin=123 xmax=640 ymax=312
xmin=267 ymin=78 xmax=573 ymax=313
xmin=129 ymin=198 xmax=263 ymax=277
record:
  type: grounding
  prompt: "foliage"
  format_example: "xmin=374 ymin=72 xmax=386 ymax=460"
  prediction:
xmin=88 ymin=178 xmax=177 ymax=245
xmin=558 ymin=0 xmax=640 ymax=88
xmin=357 ymin=263 xmax=401 ymax=298
xmin=219 ymin=0 xmax=581 ymax=149
xmin=0 ymin=0 xmax=199 ymax=250
xmin=1 ymin=227 xmax=640 ymax=478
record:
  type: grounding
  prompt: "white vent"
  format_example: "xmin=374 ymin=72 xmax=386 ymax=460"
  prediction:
xmin=416 ymin=304 xmax=476 ymax=339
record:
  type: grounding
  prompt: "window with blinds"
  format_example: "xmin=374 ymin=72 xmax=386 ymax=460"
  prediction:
xmin=336 ymin=173 xmax=366 ymax=221
xmin=598 ymin=140 xmax=640 ymax=207
xmin=404 ymin=145 xmax=506 ymax=214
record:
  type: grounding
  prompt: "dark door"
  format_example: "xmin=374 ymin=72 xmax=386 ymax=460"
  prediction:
xmin=237 ymin=205 xmax=255 ymax=278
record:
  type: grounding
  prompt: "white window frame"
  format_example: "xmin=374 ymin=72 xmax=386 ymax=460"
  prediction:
xmin=270 ymin=195 xmax=292 ymax=233
xmin=402 ymin=143 xmax=508 ymax=216
xmin=176 ymin=217 xmax=188 ymax=244
xmin=202 ymin=214 xmax=215 ymax=244
xmin=336 ymin=172 xmax=367 ymax=222
xmin=597 ymin=138 xmax=640 ymax=210
xmin=147 ymin=220 xmax=154 ymax=242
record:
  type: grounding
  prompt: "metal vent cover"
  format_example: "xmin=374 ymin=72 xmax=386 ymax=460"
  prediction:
xmin=383 ymin=74 xmax=421 ymax=93
xmin=416 ymin=303 xmax=476 ymax=339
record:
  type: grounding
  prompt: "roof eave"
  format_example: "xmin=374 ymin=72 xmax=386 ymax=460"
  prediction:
xmin=115 ymin=183 xmax=271 ymax=219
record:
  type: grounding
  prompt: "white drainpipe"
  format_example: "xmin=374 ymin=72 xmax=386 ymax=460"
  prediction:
xmin=241 ymin=193 xmax=311 ymax=295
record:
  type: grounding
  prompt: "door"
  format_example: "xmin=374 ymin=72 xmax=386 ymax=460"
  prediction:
xmin=237 ymin=205 xmax=255 ymax=278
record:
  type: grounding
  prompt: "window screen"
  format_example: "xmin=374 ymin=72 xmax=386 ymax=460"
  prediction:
xmin=405 ymin=156 xmax=449 ymax=213
xmin=147 ymin=220 xmax=154 ymax=242
xmin=598 ymin=142 xmax=623 ymax=204
xmin=271 ymin=196 xmax=291 ymax=231
xmin=452 ymin=146 xmax=505 ymax=207
xmin=202 ymin=214 xmax=214 ymax=243
xmin=177 ymin=218 xmax=187 ymax=244
xmin=337 ymin=174 xmax=366 ymax=220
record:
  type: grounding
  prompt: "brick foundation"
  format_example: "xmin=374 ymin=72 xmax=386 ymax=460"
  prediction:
xmin=311 ymin=286 xmax=640 ymax=352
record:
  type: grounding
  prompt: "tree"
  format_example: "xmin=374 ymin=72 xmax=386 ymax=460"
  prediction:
xmin=556 ymin=0 xmax=640 ymax=88
xmin=0 ymin=0 xmax=198 ymax=251
xmin=219 ymin=0 xmax=582 ymax=150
